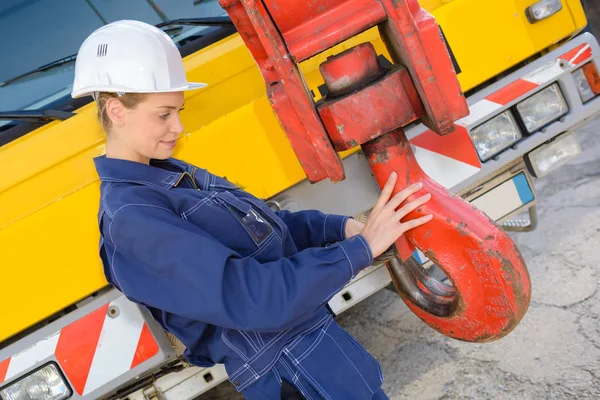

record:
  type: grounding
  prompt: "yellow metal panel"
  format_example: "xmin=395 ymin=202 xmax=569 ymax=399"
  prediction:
xmin=434 ymin=0 xmax=585 ymax=91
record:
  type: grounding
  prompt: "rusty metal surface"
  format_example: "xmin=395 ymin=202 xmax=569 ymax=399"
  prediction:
xmin=263 ymin=0 xmax=387 ymax=62
xmin=320 ymin=43 xmax=383 ymax=96
xmin=219 ymin=0 xmax=345 ymax=183
xmin=363 ymin=129 xmax=532 ymax=342
xmin=378 ymin=0 xmax=469 ymax=134
xmin=318 ymin=67 xmax=422 ymax=150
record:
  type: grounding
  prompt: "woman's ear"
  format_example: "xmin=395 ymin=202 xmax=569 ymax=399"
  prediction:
xmin=105 ymin=97 xmax=126 ymax=128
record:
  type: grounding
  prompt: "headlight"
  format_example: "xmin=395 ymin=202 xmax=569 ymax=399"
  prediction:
xmin=526 ymin=0 xmax=563 ymax=23
xmin=572 ymin=62 xmax=600 ymax=103
xmin=469 ymin=111 xmax=522 ymax=161
xmin=515 ymin=84 xmax=568 ymax=133
xmin=525 ymin=131 xmax=581 ymax=178
xmin=0 ymin=364 xmax=71 ymax=400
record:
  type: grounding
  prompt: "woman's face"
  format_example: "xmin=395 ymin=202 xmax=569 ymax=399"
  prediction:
xmin=110 ymin=91 xmax=186 ymax=162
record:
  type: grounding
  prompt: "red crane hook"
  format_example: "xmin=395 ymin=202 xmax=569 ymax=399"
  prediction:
xmin=219 ymin=0 xmax=532 ymax=342
xmin=363 ymin=129 xmax=532 ymax=342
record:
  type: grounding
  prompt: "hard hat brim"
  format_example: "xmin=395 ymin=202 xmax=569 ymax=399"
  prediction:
xmin=71 ymin=82 xmax=208 ymax=99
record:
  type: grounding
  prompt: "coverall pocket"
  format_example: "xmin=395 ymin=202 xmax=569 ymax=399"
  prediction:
xmin=282 ymin=320 xmax=384 ymax=400
xmin=214 ymin=192 xmax=275 ymax=248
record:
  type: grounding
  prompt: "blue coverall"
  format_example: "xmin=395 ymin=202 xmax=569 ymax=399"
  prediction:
xmin=95 ymin=156 xmax=388 ymax=399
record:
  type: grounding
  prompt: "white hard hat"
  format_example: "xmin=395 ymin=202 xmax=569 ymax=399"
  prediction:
xmin=71 ymin=20 xmax=206 ymax=98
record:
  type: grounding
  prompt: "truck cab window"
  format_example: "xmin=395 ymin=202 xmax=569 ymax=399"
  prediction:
xmin=0 ymin=0 xmax=234 ymax=147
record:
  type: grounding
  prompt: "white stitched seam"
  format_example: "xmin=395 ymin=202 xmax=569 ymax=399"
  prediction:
xmin=323 ymin=214 xmax=329 ymax=243
xmin=323 ymin=330 xmax=374 ymax=394
xmin=235 ymin=371 xmax=259 ymax=390
xmin=339 ymin=327 xmax=384 ymax=383
xmin=231 ymin=315 xmax=329 ymax=380
xmin=229 ymin=329 xmax=291 ymax=379
xmin=101 ymin=185 xmax=113 ymax=218
xmin=238 ymin=330 xmax=259 ymax=352
xmin=162 ymin=174 xmax=178 ymax=184
xmin=285 ymin=315 xmax=330 ymax=354
xmin=255 ymin=332 xmax=265 ymax=347
xmin=357 ymin=235 xmax=374 ymax=265
xmin=295 ymin=378 xmax=314 ymax=400
xmin=247 ymin=234 xmax=277 ymax=259
xmin=182 ymin=193 xmax=216 ymax=217
xmin=284 ymin=314 xmax=330 ymax=353
xmin=221 ymin=330 xmax=249 ymax=362
xmin=288 ymin=319 xmax=332 ymax=365
xmin=181 ymin=198 xmax=211 ymax=217
xmin=272 ymin=367 xmax=282 ymax=385
xmin=294 ymin=362 xmax=332 ymax=400
xmin=99 ymin=177 xmax=165 ymax=190
xmin=279 ymin=358 xmax=296 ymax=377
xmin=338 ymin=243 xmax=355 ymax=279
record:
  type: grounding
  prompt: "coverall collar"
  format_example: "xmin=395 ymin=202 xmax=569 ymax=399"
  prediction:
xmin=94 ymin=155 xmax=192 ymax=189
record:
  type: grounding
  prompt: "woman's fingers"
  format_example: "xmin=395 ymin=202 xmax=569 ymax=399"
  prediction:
xmin=400 ymin=214 xmax=434 ymax=232
xmin=387 ymin=182 xmax=423 ymax=211
xmin=395 ymin=193 xmax=431 ymax=219
xmin=374 ymin=172 xmax=398 ymax=210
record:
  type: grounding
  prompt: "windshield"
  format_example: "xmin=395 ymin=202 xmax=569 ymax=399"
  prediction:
xmin=0 ymin=0 xmax=230 ymax=132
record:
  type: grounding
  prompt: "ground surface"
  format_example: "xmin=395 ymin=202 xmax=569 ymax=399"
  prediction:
xmin=202 ymin=116 xmax=600 ymax=399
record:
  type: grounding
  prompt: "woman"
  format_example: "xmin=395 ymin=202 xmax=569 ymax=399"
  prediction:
xmin=72 ymin=20 xmax=433 ymax=399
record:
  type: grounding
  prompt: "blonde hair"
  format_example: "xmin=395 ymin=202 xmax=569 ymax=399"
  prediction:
xmin=96 ymin=92 xmax=147 ymax=132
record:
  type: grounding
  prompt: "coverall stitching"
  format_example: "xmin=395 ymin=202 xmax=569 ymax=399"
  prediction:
xmin=280 ymin=357 xmax=313 ymax=399
xmin=356 ymin=235 xmax=374 ymax=265
xmin=255 ymin=332 xmax=265 ymax=347
xmin=337 ymin=243 xmax=355 ymax=279
xmin=229 ymin=329 xmax=291 ymax=379
xmin=181 ymin=194 xmax=215 ymax=218
xmin=272 ymin=366 xmax=282 ymax=385
xmin=294 ymin=362 xmax=332 ymax=400
xmin=279 ymin=358 xmax=296 ymax=378
xmin=162 ymin=174 xmax=178 ymax=185
xmin=101 ymin=185 xmax=113 ymax=218
xmin=341 ymin=216 xmax=349 ymax=240
xmin=323 ymin=330 xmax=374 ymax=394
xmin=99 ymin=177 xmax=166 ymax=190
xmin=284 ymin=314 xmax=330 ymax=353
xmin=213 ymin=194 xmax=275 ymax=249
xmin=248 ymin=234 xmax=278 ymax=259
xmin=290 ymin=319 xmax=333 ymax=365
xmin=238 ymin=329 xmax=260 ymax=352
xmin=339 ymin=326 xmax=384 ymax=382
xmin=236 ymin=369 xmax=260 ymax=390
xmin=293 ymin=373 xmax=314 ymax=400
xmin=323 ymin=214 xmax=330 ymax=243
xmin=221 ymin=330 xmax=250 ymax=361
xmin=239 ymin=314 xmax=328 ymax=384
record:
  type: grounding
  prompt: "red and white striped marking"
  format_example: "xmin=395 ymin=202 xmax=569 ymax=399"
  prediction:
xmin=0 ymin=296 xmax=159 ymax=396
xmin=407 ymin=42 xmax=593 ymax=189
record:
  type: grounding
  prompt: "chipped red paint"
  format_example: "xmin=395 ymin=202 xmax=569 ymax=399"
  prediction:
xmin=363 ymin=129 xmax=531 ymax=342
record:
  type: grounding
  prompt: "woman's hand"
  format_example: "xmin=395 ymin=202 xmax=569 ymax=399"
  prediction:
xmin=361 ymin=172 xmax=433 ymax=258
xmin=344 ymin=218 xmax=365 ymax=239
